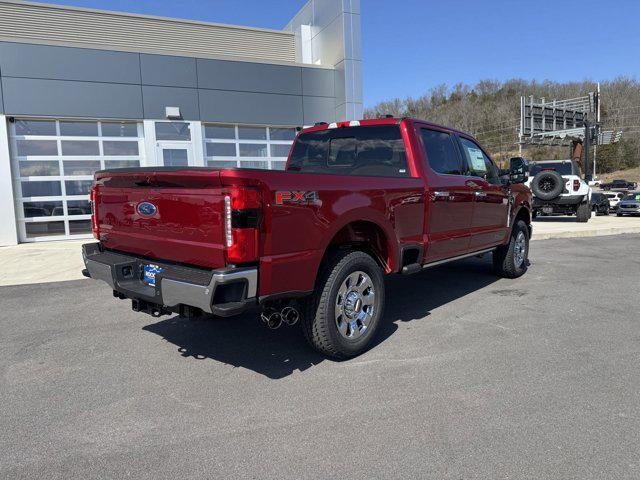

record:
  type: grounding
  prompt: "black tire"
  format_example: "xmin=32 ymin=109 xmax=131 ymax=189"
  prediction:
xmin=617 ymin=212 xmax=623 ymax=217
xmin=301 ymin=250 xmax=385 ymax=359
xmin=531 ymin=171 xmax=564 ymax=201
xmin=532 ymin=209 xmax=538 ymax=219
xmin=576 ymin=201 xmax=590 ymax=222
xmin=493 ymin=220 xmax=529 ymax=279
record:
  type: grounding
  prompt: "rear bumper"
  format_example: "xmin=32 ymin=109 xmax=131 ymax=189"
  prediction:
xmin=532 ymin=194 xmax=585 ymax=208
xmin=82 ymin=243 xmax=257 ymax=316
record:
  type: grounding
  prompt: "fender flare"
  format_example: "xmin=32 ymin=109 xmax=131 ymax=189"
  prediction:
xmin=511 ymin=203 xmax=533 ymax=239
xmin=317 ymin=207 xmax=399 ymax=274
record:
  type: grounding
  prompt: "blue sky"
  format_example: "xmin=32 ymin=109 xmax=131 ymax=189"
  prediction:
xmin=44 ymin=0 xmax=640 ymax=106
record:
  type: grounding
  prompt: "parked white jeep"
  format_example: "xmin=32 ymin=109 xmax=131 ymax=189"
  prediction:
xmin=526 ymin=160 xmax=592 ymax=222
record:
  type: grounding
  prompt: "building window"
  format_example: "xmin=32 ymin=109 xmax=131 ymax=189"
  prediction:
xmin=10 ymin=119 xmax=144 ymax=241
xmin=203 ymin=124 xmax=296 ymax=170
xmin=155 ymin=122 xmax=191 ymax=141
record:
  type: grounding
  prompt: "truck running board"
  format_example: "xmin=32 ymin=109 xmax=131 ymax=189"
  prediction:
xmin=401 ymin=263 xmax=422 ymax=275
xmin=401 ymin=247 xmax=496 ymax=274
xmin=422 ymin=248 xmax=496 ymax=269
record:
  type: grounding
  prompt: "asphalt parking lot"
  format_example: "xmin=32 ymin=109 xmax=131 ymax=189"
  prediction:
xmin=2 ymin=234 xmax=639 ymax=479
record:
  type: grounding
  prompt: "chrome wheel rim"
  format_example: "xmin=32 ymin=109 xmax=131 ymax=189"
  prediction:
xmin=335 ymin=271 xmax=375 ymax=339
xmin=514 ymin=231 xmax=527 ymax=268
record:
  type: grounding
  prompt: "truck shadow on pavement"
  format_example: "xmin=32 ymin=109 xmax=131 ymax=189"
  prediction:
xmin=533 ymin=216 xmax=585 ymax=222
xmin=143 ymin=256 xmax=500 ymax=379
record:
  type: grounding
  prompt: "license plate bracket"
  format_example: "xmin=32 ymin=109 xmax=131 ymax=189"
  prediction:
xmin=143 ymin=264 xmax=164 ymax=287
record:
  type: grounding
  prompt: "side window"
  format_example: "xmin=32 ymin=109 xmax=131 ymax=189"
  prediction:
xmin=420 ymin=129 xmax=464 ymax=175
xmin=459 ymin=137 xmax=500 ymax=185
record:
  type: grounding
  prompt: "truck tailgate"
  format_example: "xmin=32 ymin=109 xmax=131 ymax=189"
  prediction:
xmin=94 ymin=169 xmax=226 ymax=268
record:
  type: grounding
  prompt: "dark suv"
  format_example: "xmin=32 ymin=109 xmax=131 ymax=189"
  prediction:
xmin=601 ymin=179 xmax=638 ymax=191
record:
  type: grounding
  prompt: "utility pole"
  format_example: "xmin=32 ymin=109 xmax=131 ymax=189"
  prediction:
xmin=583 ymin=119 xmax=591 ymax=180
xmin=593 ymin=82 xmax=600 ymax=179
xmin=518 ymin=96 xmax=524 ymax=155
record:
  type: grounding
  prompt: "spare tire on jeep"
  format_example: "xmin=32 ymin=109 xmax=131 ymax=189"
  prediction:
xmin=531 ymin=170 xmax=564 ymax=200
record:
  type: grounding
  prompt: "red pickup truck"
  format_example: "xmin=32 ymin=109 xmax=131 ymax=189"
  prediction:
xmin=83 ymin=117 xmax=532 ymax=358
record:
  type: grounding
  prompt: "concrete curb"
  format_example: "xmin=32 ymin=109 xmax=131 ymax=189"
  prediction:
xmin=533 ymin=226 xmax=640 ymax=240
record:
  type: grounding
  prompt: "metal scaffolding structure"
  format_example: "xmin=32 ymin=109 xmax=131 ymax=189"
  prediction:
xmin=519 ymin=84 xmax=622 ymax=177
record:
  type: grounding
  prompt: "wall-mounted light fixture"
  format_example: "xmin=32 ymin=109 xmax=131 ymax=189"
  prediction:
xmin=165 ymin=106 xmax=182 ymax=120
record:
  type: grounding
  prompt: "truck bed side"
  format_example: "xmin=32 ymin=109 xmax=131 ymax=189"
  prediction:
xmin=219 ymin=169 xmax=426 ymax=298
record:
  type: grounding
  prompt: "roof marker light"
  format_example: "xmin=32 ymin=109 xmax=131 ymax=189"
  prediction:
xmin=328 ymin=122 xmax=338 ymax=129
xmin=349 ymin=120 xmax=361 ymax=127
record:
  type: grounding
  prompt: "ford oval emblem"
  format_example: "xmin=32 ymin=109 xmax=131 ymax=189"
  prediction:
xmin=137 ymin=201 xmax=157 ymax=217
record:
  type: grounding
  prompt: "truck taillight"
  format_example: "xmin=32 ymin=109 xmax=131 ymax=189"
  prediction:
xmin=224 ymin=196 xmax=233 ymax=248
xmin=225 ymin=187 xmax=261 ymax=264
xmin=573 ymin=180 xmax=580 ymax=191
xmin=90 ymin=185 xmax=100 ymax=240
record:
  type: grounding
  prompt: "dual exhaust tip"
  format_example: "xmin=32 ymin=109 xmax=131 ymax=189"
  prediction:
xmin=261 ymin=306 xmax=300 ymax=330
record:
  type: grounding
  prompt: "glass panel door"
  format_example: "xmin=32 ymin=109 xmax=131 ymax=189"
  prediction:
xmin=156 ymin=143 xmax=194 ymax=167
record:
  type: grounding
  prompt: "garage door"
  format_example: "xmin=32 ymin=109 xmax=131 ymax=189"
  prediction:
xmin=203 ymin=124 xmax=296 ymax=171
xmin=9 ymin=119 xmax=145 ymax=242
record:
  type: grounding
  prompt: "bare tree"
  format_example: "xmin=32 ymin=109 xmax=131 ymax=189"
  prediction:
xmin=364 ymin=78 xmax=640 ymax=172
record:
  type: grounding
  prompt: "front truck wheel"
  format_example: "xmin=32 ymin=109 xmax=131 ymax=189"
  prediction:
xmin=302 ymin=250 xmax=385 ymax=359
xmin=493 ymin=220 xmax=530 ymax=278
xmin=576 ymin=201 xmax=590 ymax=222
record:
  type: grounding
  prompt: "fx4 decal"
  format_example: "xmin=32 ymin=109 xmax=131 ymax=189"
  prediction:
xmin=275 ymin=190 xmax=319 ymax=205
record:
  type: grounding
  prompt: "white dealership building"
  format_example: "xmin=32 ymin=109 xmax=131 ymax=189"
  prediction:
xmin=0 ymin=0 xmax=362 ymax=245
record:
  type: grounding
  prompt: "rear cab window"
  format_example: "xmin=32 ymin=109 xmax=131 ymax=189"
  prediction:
xmin=287 ymin=126 xmax=409 ymax=177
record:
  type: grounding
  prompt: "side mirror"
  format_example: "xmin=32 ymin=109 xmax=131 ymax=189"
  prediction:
xmin=498 ymin=168 xmax=510 ymax=186
xmin=509 ymin=157 xmax=529 ymax=184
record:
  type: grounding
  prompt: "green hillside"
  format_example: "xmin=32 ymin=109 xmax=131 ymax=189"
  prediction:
xmin=364 ymin=78 xmax=640 ymax=173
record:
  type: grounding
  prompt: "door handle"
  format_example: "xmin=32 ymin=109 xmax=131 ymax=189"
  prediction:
xmin=432 ymin=191 xmax=451 ymax=201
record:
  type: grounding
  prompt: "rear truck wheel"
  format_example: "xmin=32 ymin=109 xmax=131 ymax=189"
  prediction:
xmin=576 ymin=201 xmax=590 ymax=222
xmin=617 ymin=212 xmax=623 ymax=217
xmin=493 ymin=220 xmax=529 ymax=279
xmin=301 ymin=250 xmax=385 ymax=359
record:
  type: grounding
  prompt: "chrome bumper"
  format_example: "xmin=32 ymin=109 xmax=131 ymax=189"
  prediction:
xmin=82 ymin=243 xmax=257 ymax=316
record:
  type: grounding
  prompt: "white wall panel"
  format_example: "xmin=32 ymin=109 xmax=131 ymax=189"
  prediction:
xmin=286 ymin=0 xmax=362 ymax=121
xmin=0 ymin=116 xmax=18 ymax=246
